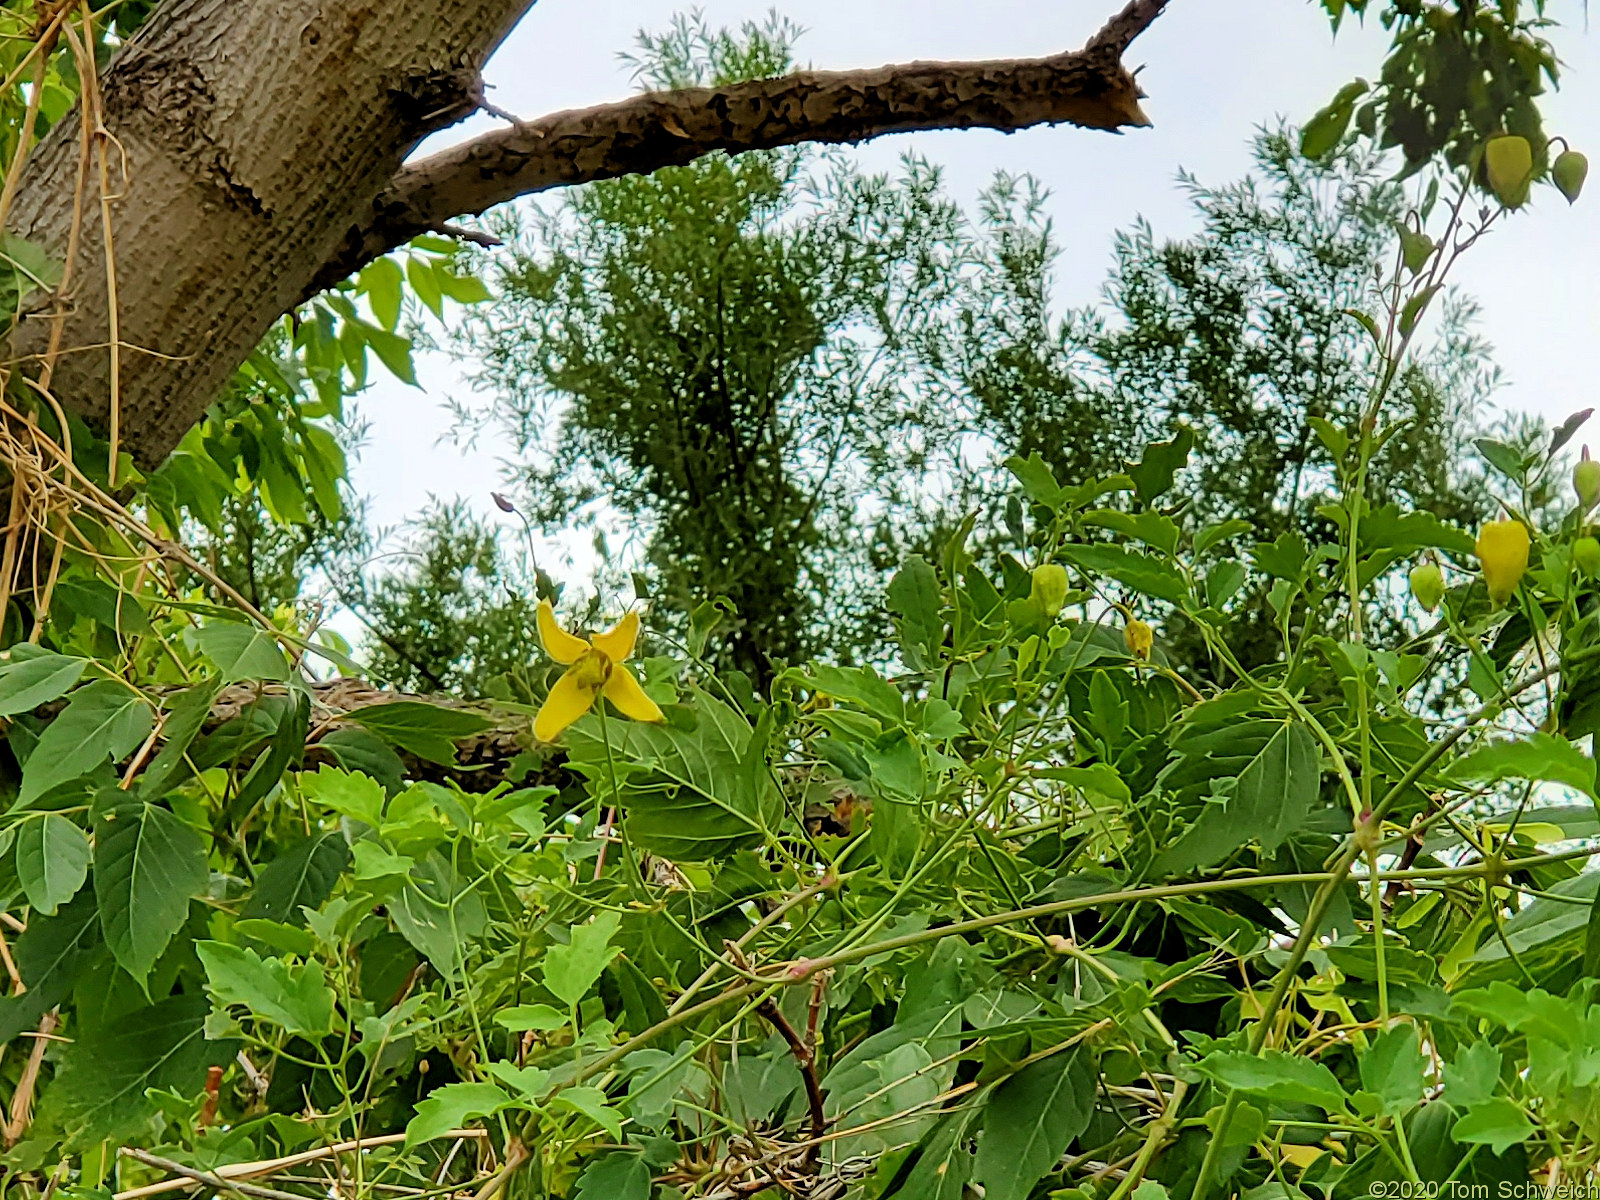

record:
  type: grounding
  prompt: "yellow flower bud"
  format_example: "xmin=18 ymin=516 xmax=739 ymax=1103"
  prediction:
xmin=1484 ymin=134 xmax=1533 ymax=208
xmin=1030 ymin=563 xmax=1069 ymax=618
xmin=1124 ymin=617 xmax=1154 ymax=660
xmin=1475 ymin=519 xmax=1530 ymax=607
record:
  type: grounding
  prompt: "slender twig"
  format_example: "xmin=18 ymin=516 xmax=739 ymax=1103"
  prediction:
xmin=730 ymin=943 xmax=826 ymax=1168
xmin=112 ymin=1132 xmax=492 ymax=1200
xmin=3 ymin=1009 xmax=55 ymax=1145
xmin=118 ymin=1151 xmax=314 ymax=1200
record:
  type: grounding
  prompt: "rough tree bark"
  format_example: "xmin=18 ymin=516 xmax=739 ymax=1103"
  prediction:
xmin=7 ymin=0 xmax=536 ymax=464
xmin=6 ymin=0 xmax=1170 ymax=469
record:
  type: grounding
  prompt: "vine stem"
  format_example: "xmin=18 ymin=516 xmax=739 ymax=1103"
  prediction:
xmin=1105 ymin=1079 xmax=1189 ymax=1200
xmin=568 ymin=848 xmax=1592 ymax=1093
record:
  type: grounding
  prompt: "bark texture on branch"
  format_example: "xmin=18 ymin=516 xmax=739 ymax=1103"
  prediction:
xmin=7 ymin=0 xmax=534 ymax=466
xmin=312 ymin=0 xmax=1170 ymax=296
xmin=6 ymin=0 xmax=1169 ymax=470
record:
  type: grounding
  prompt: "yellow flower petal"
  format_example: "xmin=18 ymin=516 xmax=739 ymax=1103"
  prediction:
xmin=1124 ymin=618 xmax=1153 ymax=660
xmin=603 ymin=664 xmax=665 ymax=724
xmin=535 ymin=665 xmax=600 ymax=742
xmin=591 ymin=609 xmax=641 ymax=663
xmin=1475 ymin=520 xmax=1530 ymax=607
xmin=537 ymin=600 xmax=590 ymax=665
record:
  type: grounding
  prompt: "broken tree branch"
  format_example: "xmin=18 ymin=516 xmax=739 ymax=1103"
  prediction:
xmin=308 ymin=0 xmax=1172 ymax=296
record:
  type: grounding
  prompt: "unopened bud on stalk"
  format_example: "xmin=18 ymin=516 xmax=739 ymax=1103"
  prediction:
xmin=1409 ymin=561 xmax=1445 ymax=613
xmin=1030 ymin=564 xmax=1069 ymax=618
xmin=1476 ymin=519 xmax=1530 ymax=607
xmin=1576 ymin=448 xmax=1600 ymax=510
xmin=1124 ymin=618 xmax=1154 ymax=660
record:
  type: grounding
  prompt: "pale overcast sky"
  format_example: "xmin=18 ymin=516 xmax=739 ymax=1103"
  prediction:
xmin=349 ymin=0 xmax=1600 ymax=537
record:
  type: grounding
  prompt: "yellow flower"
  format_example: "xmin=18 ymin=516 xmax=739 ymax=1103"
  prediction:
xmin=534 ymin=601 xmax=665 ymax=742
xmin=1124 ymin=617 xmax=1154 ymax=660
xmin=1475 ymin=520 xmax=1530 ymax=607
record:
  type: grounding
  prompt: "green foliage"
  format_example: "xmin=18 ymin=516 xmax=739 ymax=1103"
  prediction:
xmin=0 ymin=5 xmax=1596 ymax=1200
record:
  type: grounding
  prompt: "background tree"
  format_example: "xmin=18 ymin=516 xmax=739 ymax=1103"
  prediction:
xmin=953 ymin=129 xmax=1541 ymax=674
xmin=459 ymin=16 xmax=976 ymax=686
xmin=442 ymin=31 xmax=1529 ymax=690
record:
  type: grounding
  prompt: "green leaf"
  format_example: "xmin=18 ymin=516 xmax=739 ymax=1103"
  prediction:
xmin=234 ymin=919 xmax=316 ymax=958
xmin=0 ymin=648 xmax=85 ymax=716
xmin=1475 ymin=437 xmax=1528 ymax=484
xmin=360 ymin=256 xmax=404 ymax=330
xmin=318 ymin=727 xmax=406 ymax=794
xmin=1360 ymin=1025 xmax=1425 ymax=1115
xmin=352 ymin=840 xmax=413 ymax=880
xmin=1586 ymin=884 xmax=1600 ymax=979
xmin=496 ymin=1004 xmax=568 ymax=1033
xmin=434 ymin=266 xmax=493 ymax=304
xmin=406 ymin=256 xmax=445 ymax=320
xmin=549 ymin=1086 xmax=624 ymax=1139
xmin=564 ymin=691 xmax=782 ymax=861
xmin=388 ymin=851 xmax=487 ymax=980
xmin=357 ymin=320 xmax=418 ymax=384
xmin=196 ymin=941 xmax=335 ymax=1036
xmin=1445 ymin=1041 xmax=1502 ymax=1111
xmin=1448 ymin=732 xmax=1596 ymax=797
xmin=893 ymin=1110 xmax=975 ymax=1200
xmin=403 ymin=1082 xmax=511 ymax=1148
xmin=1398 ymin=284 xmax=1440 ymax=337
xmin=138 ymin=678 xmax=223 ymax=799
xmin=188 ymin=624 xmax=292 ymax=683
xmin=242 ymin=832 xmax=350 ymax=926
xmin=1082 ymin=509 xmax=1182 ymax=556
xmin=15 ymin=813 xmax=91 ymax=915
xmin=1005 ymin=454 xmax=1063 ymax=509
xmin=487 ymin=1061 xmax=550 ymax=1096
xmin=800 ymin=664 xmax=905 ymax=722
xmin=1127 ymin=427 xmax=1194 ymax=506
xmin=300 ymin=764 xmax=386 ymax=826
xmin=1451 ymin=1098 xmax=1533 ymax=1156
xmin=543 ymin=910 xmax=622 ymax=1007
xmin=21 ymin=680 xmax=152 ymax=805
xmin=94 ymin=803 xmax=209 ymax=983
xmin=41 ymin=993 xmax=234 ymax=1148
xmin=1300 ymin=80 xmax=1367 ymax=158
xmin=573 ymin=1153 xmax=653 ymax=1200
xmin=1231 ymin=721 xmax=1320 ymax=854
xmin=346 ymin=700 xmax=491 ymax=765
xmin=1195 ymin=518 xmax=1254 ymax=558
xmin=973 ymin=1049 xmax=1096 ymax=1200
xmin=52 ymin=577 xmax=152 ymax=636
xmin=1155 ymin=720 xmax=1320 ymax=874
xmin=0 ymin=889 xmax=100 ymax=1044
xmin=887 ymin=555 xmax=942 ymax=668
xmin=1195 ymin=1049 xmax=1349 ymax=1112
xmin=1057 ymin=543 xmax=1189 ymax=606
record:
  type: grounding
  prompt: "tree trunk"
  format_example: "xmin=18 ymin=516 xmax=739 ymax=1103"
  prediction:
xmin=7 ymin=0 xmax=532 ymax=467
xmin=5 ymin=0 xmax=1167 ymax=471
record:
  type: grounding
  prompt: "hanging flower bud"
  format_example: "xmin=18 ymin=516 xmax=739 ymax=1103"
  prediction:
xmin=1124 ymin=617 xmax=1154 ymax=660
xmin=1576 ymin=447 xmax=1600 ymax=510
xmin=1476 ymin=519 xmax=1531 ymax=607
xmin=1576 ymin=537 xmax=1600 ymax=579
xmin=1553 ymin=149 xmax=1588 ymax=204
xmin=1030 ymin=563 xmax=1069 ymax=618
xmin=1408 ymin=561 xmax=1445 ymax=613
xmin=1484 ymin=134 xmax=1534 ymax=208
